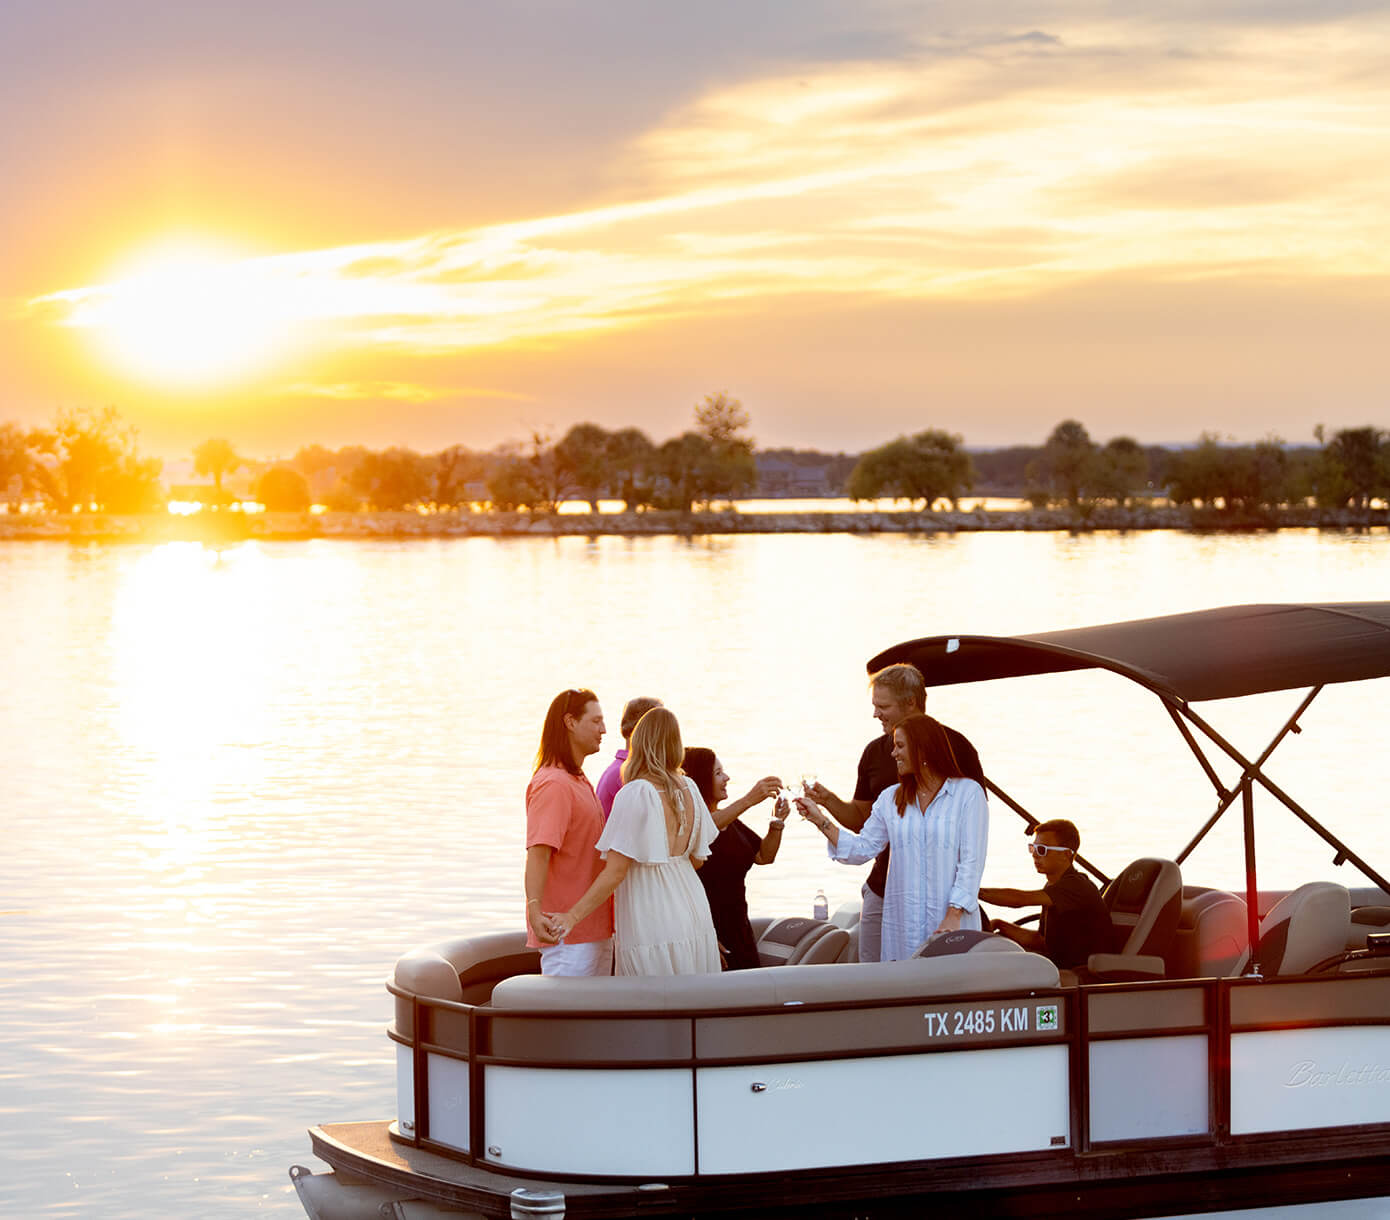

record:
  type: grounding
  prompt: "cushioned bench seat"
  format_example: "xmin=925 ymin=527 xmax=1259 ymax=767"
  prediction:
xmin=488 ymin=948 xmax=1059 ymax=1012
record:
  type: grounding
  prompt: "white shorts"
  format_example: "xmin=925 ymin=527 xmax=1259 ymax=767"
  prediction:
xmin=539 ymin=938 xmax=614 ymax=977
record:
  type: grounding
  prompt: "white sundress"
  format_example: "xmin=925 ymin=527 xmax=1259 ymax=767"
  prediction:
xmin=597 ymin=777 xmax=722 ymax=976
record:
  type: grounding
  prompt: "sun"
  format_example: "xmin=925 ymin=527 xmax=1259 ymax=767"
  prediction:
xmin=64 ymin=240 xmax=294 ymax=388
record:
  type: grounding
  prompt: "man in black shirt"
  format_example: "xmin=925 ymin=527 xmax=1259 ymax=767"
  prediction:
xmin=806 ymin=663 xmax=984 ymax=962
xmin=980 ymin=819 xmax=1113 ymax=971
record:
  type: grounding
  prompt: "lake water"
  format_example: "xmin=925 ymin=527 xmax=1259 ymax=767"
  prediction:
xmin=4 ymin=528 xmax=1390 ymax=1219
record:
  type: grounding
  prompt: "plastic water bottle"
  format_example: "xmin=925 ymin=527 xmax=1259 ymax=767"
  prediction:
xmin=813 ymin=889 xmax=829 ymax=921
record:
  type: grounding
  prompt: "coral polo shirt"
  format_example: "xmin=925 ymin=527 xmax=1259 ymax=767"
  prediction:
xmin=525 ymin=764 xmax=614 ymax=946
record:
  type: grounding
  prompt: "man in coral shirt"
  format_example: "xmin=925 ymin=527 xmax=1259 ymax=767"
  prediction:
xmin=524 ymin=688 xmax=615 ymax=976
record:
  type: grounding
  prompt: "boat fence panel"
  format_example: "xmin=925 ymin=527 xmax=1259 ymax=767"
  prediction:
xmin=395 ymin=1043 xmax=415 ymax=1138
xmin=426 ymin=1053 xmax=470 ymax=1152
xmin=482 ymin=1065 xmax=696 ymax=1176
xmin=695 ymin=1045 xmax=1070 ymax=1174
xmin=1089 ymin=1036 xmax=1210 ymax=1142
xmin=1230 ymin=1027 xmax=1390 ymax=1135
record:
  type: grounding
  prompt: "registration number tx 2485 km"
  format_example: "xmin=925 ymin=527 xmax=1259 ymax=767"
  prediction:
xmin=923 ymin=1003 xmax=1059 ymax=1037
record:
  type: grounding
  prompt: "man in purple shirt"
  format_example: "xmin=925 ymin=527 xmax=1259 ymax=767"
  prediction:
xmin=595 ymin=695 xmax=663 ymax=816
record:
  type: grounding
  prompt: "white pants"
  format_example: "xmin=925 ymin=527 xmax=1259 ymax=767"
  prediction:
xmin=858 ymin=882 xmax=884 ymax=964
xmin=540 ymin=938 xmax=614 ymax=977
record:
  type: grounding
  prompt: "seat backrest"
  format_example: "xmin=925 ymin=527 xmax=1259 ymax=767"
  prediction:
xmin=1102 ymin=858 xmax=1182 ymax=958
xmin=1167 ymin=889 xmax=1248 ymax=978
xmin=799 ymin=927 xmax=851 ymax=964
xmin=1232 ymin=882 xmax=1351 ymax=977
xmin=756 ymin=916 xmax=837 ymax=966
xmin=913 ymin=928 xmax=1022 ymax=959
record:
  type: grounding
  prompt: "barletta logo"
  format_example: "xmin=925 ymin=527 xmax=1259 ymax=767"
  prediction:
xmin=1284 ymin=1060 xmax=1390 ymax=1088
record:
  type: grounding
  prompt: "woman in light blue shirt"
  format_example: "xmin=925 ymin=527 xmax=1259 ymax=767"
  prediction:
xmin=798 ymin=713 xmax=988 ymax=961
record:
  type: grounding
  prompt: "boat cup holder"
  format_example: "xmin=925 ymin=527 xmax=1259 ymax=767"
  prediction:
xmin=1365 ymin=932 xmax=1390 ymax=955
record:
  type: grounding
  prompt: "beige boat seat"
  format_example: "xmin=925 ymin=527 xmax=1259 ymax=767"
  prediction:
xmin=913 ymin=928 xmax=1021 ymax=958
xmin=1231 ymin=881 xmax=1351 ymax=977
xmin=756 ymin=916 xmax=850 ymax=966
xmin=490 ymin=946 xmax=1059 ymax=1013
xmin=1166 ymin=888 xmax=1249 ymax=979
xmin=1084 ymin=857 xmax=1182 ymax=981
xmin=395 ymin=931 xmax=538 ymax=1005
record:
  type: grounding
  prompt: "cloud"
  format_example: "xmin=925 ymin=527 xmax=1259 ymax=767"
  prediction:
xmin=27 ymin=7 xmax=1390 ymax=372
xmin=281 ymin=380 xmax=532 ymax=403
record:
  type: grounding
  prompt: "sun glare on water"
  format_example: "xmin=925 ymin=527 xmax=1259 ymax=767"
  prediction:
xmin=69 ymin=242 xmax=293 ymax=388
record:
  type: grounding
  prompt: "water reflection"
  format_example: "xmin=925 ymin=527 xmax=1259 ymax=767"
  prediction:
xmin=2 ymin=530 xmax=1390 ymax=1217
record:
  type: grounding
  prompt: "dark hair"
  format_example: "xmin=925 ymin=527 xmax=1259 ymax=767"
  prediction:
xmin=1034 ymin=818 xmax=1080 ymax=852
xmin=535 ymin=688 xmax=599 ymax=776
xmin=682 ymin=747 xmax=717 ymax=808
xmin=620 ymin=696 xmax=664 ymax=740
xmin=894 ymin=712 xmax=968 ymax=815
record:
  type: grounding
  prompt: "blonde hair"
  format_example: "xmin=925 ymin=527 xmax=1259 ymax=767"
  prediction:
xmin=621 ymin=706 xmax=687 ymax=818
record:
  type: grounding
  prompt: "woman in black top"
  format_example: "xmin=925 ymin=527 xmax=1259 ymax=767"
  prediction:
xmin=683 ymin=748 xmax=787 ymax=970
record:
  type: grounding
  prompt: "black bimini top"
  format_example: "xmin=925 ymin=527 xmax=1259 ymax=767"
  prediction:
xmin=868 ymin=603 xmax=1390 ymax=704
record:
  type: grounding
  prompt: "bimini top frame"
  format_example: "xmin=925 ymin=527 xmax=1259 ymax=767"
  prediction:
xmin=869 ymin=602 xmax=1390 ymax=965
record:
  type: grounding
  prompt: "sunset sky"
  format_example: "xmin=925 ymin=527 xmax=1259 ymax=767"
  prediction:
xmin=3 ymin=1 xmax=1388 ymax=460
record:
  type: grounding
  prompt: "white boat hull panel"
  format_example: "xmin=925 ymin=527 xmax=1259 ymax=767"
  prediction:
xmin=696 ymin=1044 xmax=1070 ymax=1173
xmin=1232 ymin=1027 xmax=1390 ymax=1135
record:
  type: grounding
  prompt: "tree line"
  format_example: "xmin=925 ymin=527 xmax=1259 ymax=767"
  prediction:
xmin=1 ymin=399 xmax=1387 ymax=515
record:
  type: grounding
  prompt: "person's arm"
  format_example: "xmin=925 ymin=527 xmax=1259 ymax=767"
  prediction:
xmin=547 ymin=851 xmax=632 ymax=940
xmin=804 ymin=781 xmax=871 ymax=831
xmin=797 ymin=794 xmax=890 ymax=863
xmin=525 ymin=844 xmax=558 ymax=944
xmin=712 ymin=776 xmax=782 ymax=831
xmin=754 ymin=796 xmax=790 ymax=864
xmin=978 ymin=885 xmax=1051 ymax=908
xmin=992 ymin=918 xmax=1045 ymax=952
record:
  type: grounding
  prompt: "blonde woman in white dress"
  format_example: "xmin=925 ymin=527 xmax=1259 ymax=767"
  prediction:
xmin=546 ymin=707 xmax=721 ymax=975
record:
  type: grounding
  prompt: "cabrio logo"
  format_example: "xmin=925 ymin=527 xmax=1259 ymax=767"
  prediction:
xmin=1284 ymin=1060 xmax=1390 ymax=1088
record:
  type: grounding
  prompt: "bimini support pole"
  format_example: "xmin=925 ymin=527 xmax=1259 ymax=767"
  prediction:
xmin=1174 ymin=685 xmax=1321 ymax=866
xmin=1242 ymin=776 xmax=1262 ymax=976
xmin=986 ymin=776 xmax=1110 ymax=886
xmin=1179 ymin=696 xmax=1390 ymax=897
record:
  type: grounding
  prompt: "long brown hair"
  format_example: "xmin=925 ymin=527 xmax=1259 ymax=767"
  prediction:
xmin=682 ymin=747 xmax=717 ymax=809
xmin=535 ymin=688 xmax=599 ymax=776
xmin=894 ymin=712 xmax=967 ymax=815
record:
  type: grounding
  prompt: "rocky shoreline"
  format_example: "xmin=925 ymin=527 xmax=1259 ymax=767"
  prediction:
xmin=2 ymin=504 xmax=1388 ymax=542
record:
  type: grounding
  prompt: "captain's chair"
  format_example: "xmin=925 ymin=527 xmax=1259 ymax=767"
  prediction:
xmin=756 ymin=916 xmax=850 ymax=966
xmin=1230 ymin=882 xmax=1350 ymax=977
xmin=1085 ymin=857 xmax=1183 ymax=981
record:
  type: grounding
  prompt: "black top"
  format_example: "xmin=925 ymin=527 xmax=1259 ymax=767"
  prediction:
xmin=867 ymin=602 xmax=1390 ymax=704
xmin=1040 ymin=867 xmax=1115 ymax=969
xmin=697 ymin=818 xmax=763 ymax=970
xmin=853 ymin=725 xmax=984 ymax=898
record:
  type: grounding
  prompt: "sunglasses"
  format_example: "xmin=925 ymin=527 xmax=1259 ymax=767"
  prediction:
xmin=1028 ymin=843 xmax=1073 ymax=857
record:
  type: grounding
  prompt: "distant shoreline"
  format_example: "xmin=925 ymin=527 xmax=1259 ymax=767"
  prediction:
xmin=2 ymin=505 xmax=1388 ymax=542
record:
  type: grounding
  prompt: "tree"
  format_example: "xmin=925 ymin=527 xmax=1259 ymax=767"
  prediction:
xmin=1027 ymin=420 xmax=1099 ymax=508
xmin=691 ymin=391 xmax=757 ymax=504
xmin=255 ymin=466 xmax=312 ymax=511
xmin=30 ymin=406 xmax=163 ymax=512
xmin=0 ymin=423 xmax=38 ymax=510
xmin=192 ymin=438 xmax=243 ymax=497
xmin=605 ymin=427 xmax=658 ymax=511
xmin=846 ymin=430 xmax=974 ymax=508
xmin=1090 ymin=437 xmax=1149 ymax=506
xmin=655 ymin=432 xmax=720 ymax=513
xmin=1317 ymin=426 xmax=1387 ymax=509
xmin=429 ymin=445 xmax=485 ymax=508
xmin=555 ymin=423 xmax=613 ymax=512
xmin=348 ymin=448 xmax=430 ymax=511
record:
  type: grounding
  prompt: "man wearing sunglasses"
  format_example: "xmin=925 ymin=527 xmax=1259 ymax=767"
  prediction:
xmin=979 ymin=819 xmax=1114 ymax=971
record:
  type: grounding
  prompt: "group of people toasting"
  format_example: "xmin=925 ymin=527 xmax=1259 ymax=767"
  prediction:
xmin=524 ymin=665 xmax=1114 ymax=979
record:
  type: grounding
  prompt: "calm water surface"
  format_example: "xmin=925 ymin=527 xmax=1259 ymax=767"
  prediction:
xmin=4 ymin=529 xmax=1390 ymax=1218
